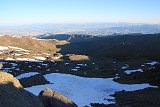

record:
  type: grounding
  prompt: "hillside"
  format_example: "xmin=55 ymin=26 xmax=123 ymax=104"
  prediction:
xmin=0 ymin=35 xmax=59 ymax=52
xmin=36 ymin=33 xmax=99 ymax=43
xmin=58 ymin=33 xmax=160 ymax=60
xmin=0 ymin=35 xmax=68 ymax=61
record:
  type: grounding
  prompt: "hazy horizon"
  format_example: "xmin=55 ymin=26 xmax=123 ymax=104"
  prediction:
xmin=1 ymin=0 xmax=160 ymax=25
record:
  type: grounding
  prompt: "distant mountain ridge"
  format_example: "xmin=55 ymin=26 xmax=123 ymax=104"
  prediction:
xmin=0 ymin=23 xmax=160 ymax=36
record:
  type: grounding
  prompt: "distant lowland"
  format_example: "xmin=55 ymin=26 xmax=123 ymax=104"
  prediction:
xmin=0 ymin=23 xmax=160 ymax=36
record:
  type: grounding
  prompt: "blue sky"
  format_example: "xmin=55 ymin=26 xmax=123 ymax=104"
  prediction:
xmin=0 ymin=0 xmax=160 ymax=25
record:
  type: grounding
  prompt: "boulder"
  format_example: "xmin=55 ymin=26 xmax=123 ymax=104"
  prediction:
xmin=67 ymin=54 xmax=90 ymax=61
xmin=0 ymin=71 xmax=44 ymax=107
xmin=19 ymin=74 xmax=50 ymax=88
xmin=39 ymin=87 xmax=77 ymax=107
xmin=0 ymin=63 xmax=3 ymax=69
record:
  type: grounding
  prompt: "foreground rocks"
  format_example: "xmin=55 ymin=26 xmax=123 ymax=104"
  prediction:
xmin=0 ymin=71 xmax=44 ymax=107
xmin=0 ymin=71 xmax=77 ymax=107
xmin=39 ymin=87 xmax=78 ymax=107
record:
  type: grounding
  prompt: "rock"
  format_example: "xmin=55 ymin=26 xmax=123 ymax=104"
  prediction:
xmin=0 ymin=63 xmax=3 ymax=69
xmin=19 ymin=74 xmax=50 ymax=88
xmin=0 ymin=71 xmax=44 ymax=107
xmin=67 ymin=54 xmax=90 ymax=61
xmin=39 ymin=87 xmax=77 ymax=107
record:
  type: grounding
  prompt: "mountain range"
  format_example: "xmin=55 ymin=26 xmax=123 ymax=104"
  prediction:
xmin=0 ymin=23 xmax=160 ymax=36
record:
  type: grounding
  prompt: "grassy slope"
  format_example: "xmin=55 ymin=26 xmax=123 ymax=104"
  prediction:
xmin=0 ymin=36 xmax=60 ymax=54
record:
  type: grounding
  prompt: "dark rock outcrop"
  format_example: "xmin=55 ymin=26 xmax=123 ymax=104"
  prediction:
xmin=0 ymin=71 xmax=44 ymax=107
xmin=19 ymin=74 xmax=50 ymax=88
xmin=39 ymin=87 xmax=77 ymax=107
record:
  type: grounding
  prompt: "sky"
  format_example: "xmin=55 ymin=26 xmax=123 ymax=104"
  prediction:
xmin=0 ymin=0 xmax=160 ymax=25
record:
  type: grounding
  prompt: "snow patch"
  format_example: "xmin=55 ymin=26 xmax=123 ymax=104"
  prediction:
xmin=65 ymin=63 xmax=70 ymax=65
xmin=125 ymin=69 xmax=143 ymax=74
xmin=0 ymin=46 xmax=8 ymax=50
xmin=145 ymin=61 xmax=159 ymax=66
xmin=16 ymin=58 xmax=42 ymax=62
xmin=35 ymin=56 xmax=46 ymax=61
xmin=121 ymin=64 xmax=129 ymax=69
xmin=25 ymin=73 xmax=157 ymax=107
xmin=8 ymin=46 xmax=29 ymax=52
xmin=77 ymin=63 xmax=87 ymax=66
xmin=6 ymin=58 xmax=15 ymax=61
xmin=16 ymin=72 xmax=39 ymax=79
xmin=71 ymin=69 xmax=78 ymax=71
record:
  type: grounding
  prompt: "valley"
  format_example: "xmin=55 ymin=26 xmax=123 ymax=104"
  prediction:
xmin=0 ymin=34 xmax=160 ymax=106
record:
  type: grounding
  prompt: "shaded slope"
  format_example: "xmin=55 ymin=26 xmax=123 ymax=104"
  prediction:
xmin=58 ymin=34 xmax=160 ymax=60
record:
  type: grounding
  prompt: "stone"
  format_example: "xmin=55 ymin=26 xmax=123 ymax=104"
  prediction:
xmin=39 ymin=87 xmax=77 ymax=107
xmin=0 ymin=71 xmax=44 ymax=107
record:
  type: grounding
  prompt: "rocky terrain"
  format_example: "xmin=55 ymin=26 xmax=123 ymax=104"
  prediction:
xmin=0 ymin=71 xmax=44 ymax=107
xmin=0 ymin=34 xmax=160 ymax=107
xmin=0 ymin=71 xmax=77 ymax=107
